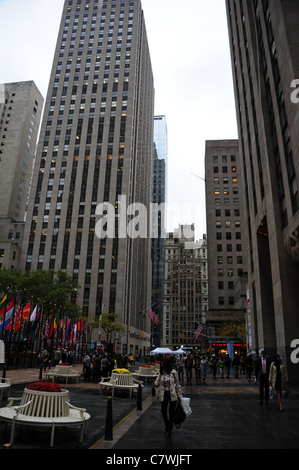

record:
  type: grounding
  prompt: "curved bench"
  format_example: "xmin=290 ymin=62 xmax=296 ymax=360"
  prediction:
xmin=99 ymin=372 xmax=143 ymax=398
xmin=133 ymin=366 xmax=159 ymax=380
xmin=0 ymin=387 xmax=90 ymax=447
xmin=46 ymin=365 xmax=80 ymax=384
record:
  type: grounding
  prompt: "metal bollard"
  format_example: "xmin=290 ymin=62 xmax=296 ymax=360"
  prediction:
xmin=1 ymin=365 xmax=7 ymax=383
xmin=105 ymin=396 xmax=113 ymax=441
xmin=39 ymin=365 xmax=43 ymax=380
xmin=137 ymin=383 xmax=142 ymax=410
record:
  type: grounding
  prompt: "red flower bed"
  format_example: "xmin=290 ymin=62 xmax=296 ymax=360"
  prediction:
xmin=58 ymin=363 xmax=70 ymax=366
xmin=27 ymin=382 xmax=62 ymax=393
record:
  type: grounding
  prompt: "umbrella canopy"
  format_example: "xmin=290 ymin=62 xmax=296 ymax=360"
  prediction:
xmin=150 ymin=347 xmax=174 ymax=355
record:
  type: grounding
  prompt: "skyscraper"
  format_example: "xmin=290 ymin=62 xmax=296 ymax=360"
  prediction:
xmin=205 ymin=140 xmax=248 ymax=336
xmin=21 ymin=0 xmax=155 ymax=355
xmin=0 ymin=81 xmax=43 ymax=269
xmin=151 ymin=115 xmax=167 ymax=347
xmin=226 ymin=0 xmax=299 ymax=381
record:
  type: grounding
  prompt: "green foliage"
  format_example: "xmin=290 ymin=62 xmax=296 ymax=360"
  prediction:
xmin=0 ymin=268 xmax=82 ymax=318
xmin=101 ymin=312 xmax=125 ymax=344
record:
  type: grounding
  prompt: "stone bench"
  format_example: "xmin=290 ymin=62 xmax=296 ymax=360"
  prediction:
xmin=45 ymin=365 xmax=80 ymax=384
xmin=0 ymin=379 xmax=11 ymax=401
xmin=0 ymin=386 xmax=90 ymax=447
xmin=99 ymin=372 xmax=143 ymax=398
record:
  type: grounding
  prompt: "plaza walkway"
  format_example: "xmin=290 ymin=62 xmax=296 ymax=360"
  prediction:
xmin=0 ymin=364 xmax=298 ymax=454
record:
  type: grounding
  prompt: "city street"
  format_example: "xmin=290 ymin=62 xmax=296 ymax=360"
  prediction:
xmin=0 ymin=364 xmax=298 ymax=454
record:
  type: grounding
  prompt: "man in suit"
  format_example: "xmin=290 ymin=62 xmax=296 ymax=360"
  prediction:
xmin=257 ymin=350 xmax=271 ymax=404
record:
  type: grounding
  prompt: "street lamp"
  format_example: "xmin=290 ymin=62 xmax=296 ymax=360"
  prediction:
xmin=99 ymin=303 xmax=106 ymax=346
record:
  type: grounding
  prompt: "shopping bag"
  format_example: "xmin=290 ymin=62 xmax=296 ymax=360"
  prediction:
xmin=180 ymin=397 xmax=192 ymax=417
xmin=173 ymin=399 xmax=186 ymax=429
xmin=269 ymin=385 xmax=273 ymax=400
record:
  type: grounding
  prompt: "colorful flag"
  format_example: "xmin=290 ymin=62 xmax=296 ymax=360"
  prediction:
xmin=0 ymin=294 xmax=7 ymax=308
xmin=0 ymin=294 xmax=8 ymax=321
xmin=22 ymin=302 xmax=31 ymax=320
xmin=194 ymin=322 xmax=204 ymax=341
xmin=0 ymin=298 xmax=15 ymax=331
xmin=13 ymin=303 xmax=23 ymax=331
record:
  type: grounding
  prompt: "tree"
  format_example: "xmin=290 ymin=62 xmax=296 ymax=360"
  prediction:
xmin=101 ymin=312 xmax=125 ymax=345
xmin=0 ymin=268 xmax=83 ymax=318
xmin=216 ymin=321 xmax=246 ymax=343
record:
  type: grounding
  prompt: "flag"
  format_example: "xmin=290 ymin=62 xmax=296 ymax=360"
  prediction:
xmin=22 ymin=301 xmax=31 ymax=320
xmin=148 ymin=306 xmax=159 ymax=325
xmin=30 ymin=305 xmax=38 ymax=322
xmin=0 ymin=294 xmax=7 ymax=308
xmin=0 ymin=298 xmax=15 ymax=331
xmin=13 ymin=303 xmax=23 ymax=331
xmin=0 ymin=294 xmax=8 ymax=321
xmin=194 ymin=322 xmax=204 ymax=341
xmin=66 ymin=318 xmax=74 ymax=341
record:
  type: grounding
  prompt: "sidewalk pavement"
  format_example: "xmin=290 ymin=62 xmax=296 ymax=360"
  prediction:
xmin=1 ymin=365 xmax=299 ymax=454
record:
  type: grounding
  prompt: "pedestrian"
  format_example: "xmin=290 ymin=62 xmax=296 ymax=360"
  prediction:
xmin=240 ymin=355 xmax=245 ymax=374
xmin=218 ymin=354 xmax=225 ymax=378
xmin=194 ymin=354 xmax=201 ymax=381
xmin=232 ymin=354 xmax=240 ymax=378
xmin=269 ymin=354 xmax=288 ymax=411
xmin=154 ymin=358 xmax=182 ymax=437
xmin=225 ymin=354 xmax=232 ymax=378
xmin=210 ymin=354 xmax=218 ymax=378
xmin=54 ymin=347 xmax=61 ymax=366
xmin=253 ymin=354 xmax=259 ymax=384
xmin=257 ymin=350 xmax=271 ymax=405
xmin=185 ymin=354 xmax=194 ymax=382
xmin=101 ymin=353 xmax=109 ymax=377
xmin=83 ymin=353 xmax=91 ymax=380
xmin=200 ymin=355 xmax=209 ymax=382
xmin=244 ymin=353 xmax=253 ymax=382
xmin=93 ymin=351 xmax=102 ymax=381
xmin=176 ymin=354 xmax=185 ymax=383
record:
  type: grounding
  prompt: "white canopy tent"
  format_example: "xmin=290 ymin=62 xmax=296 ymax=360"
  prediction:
xmin=150 ymin=347 xmax=175 ymax=355
xmin=174 ymin=348 xmax=187 ymax=355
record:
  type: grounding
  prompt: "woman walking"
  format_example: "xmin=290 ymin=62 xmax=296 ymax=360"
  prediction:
xmin=269 ymin=354 xmax=288 ymax=411
xmin=154 ymin=359 xmax=182 ymax=436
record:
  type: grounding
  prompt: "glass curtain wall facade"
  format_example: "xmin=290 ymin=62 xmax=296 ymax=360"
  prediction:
xmin=21 ymin=0 xmax=154 ymax=355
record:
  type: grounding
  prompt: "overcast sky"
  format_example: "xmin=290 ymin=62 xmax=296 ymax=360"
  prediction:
xmin=0 ymin=0 xmax=238 ymax=239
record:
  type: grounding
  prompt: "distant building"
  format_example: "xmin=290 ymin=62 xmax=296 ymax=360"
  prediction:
xmin=151 ymin=115 xmax=167 ymax=347
xmin=162 ymin=224 xmax=207 ymax=350
xmin=205 ymin=140 xmax=248 ymax=338
xmin=0 ymin=81 xmax=43 ymax=269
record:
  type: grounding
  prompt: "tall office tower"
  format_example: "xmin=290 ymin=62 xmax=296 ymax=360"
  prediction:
xmin=0 ymin=81 xmax=43 ymax=269
xmin=163 ymin=224 xmax=205 ymax=350
xmin=21 ymin=0 xmax=154 ymax=356
xmin=205 ymin=140 xmax=248 ymax=337
xmin=151 ymin=115 xmax=167 ymax=347
xmin=226 ymin=0 xmax=299 ymax=380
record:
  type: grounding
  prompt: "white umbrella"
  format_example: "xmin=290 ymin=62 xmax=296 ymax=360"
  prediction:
xmin=150 ymin=347 xmax=175 ymax=355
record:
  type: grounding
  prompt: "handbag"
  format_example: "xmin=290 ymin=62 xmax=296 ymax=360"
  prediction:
xmin=173 ymin=399 xmax=186 ymax=429
xmin=180 ymin=397 xmax=192 ymax=417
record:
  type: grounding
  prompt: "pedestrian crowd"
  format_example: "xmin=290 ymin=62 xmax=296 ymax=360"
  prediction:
xmin=153 ymin=349 xmax=289 ymax=411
